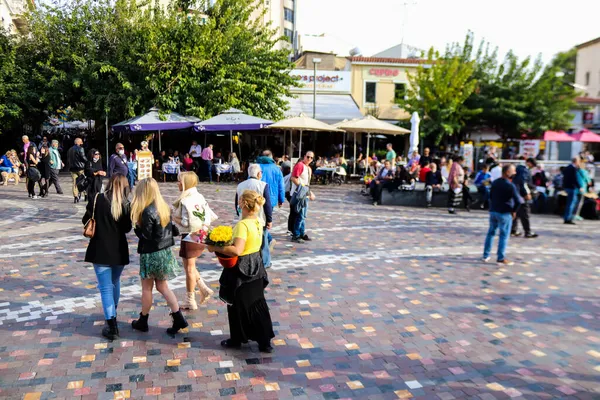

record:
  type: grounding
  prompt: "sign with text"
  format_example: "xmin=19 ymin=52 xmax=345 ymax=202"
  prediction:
xmin=137 ymin=151 xmax=153 ymax=180
xmin=289 ymin=69 xmax=351 ymax=93
xmin=519 ymin=140 xmax=541 ymax=158
xmin=368 ymin=68 xmax=401 ymax=77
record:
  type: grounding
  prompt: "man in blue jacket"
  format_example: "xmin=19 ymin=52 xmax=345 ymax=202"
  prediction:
xmin=563 ymin=156 xmax=582 ymax=225
xmin=255 ymin=150 xmax=285 ymax=267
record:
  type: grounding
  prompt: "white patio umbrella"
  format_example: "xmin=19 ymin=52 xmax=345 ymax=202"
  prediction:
xmin=410 ymin=112 xmax=420 ymax=153
xmin=335 ymin=115 xmax=410 ymax=174
xmin=267 ymin=114 xmax=344 ymax=158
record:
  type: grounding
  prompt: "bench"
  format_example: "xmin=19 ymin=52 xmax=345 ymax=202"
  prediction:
xmin=380 ymin=184 xmax=479 ymax=208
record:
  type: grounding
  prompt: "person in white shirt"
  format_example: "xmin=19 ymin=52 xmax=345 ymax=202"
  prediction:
xmin=489 ymin=159 xmax=502 ymax=182
xmin=189 ymin=141 xmax=202 ymax=175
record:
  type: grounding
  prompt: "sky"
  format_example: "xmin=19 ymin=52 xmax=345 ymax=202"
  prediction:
xmin=296 ymin=0 xmax=600 ymax=64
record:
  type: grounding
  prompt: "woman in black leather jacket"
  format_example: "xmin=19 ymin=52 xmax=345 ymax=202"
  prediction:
xmin=129 ymin=177 xmax=188 ymax=335
xmin=85 ymin=148 xmax=106 ymax=201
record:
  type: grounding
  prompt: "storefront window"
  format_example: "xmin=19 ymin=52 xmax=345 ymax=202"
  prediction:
xmin=284 ymin=28 xmax=293 ymax=42
xmin=365 ymin=82 xmax=376 ymax=103
xmin=394 ymin=83 xmax=406 ymax=102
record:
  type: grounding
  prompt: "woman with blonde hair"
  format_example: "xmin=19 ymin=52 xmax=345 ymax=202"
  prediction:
xmin=82 ymin=174 xmax=131 ymax=340
xmin=130 ymin=178 xmax=188 ymax=334
xmin=207 ymin=190 xmax=275 ymax=353
xmin=173 ymin=171 xmax=217 ymax=310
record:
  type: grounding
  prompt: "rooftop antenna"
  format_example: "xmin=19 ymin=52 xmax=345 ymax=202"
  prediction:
xmin=399 ymin=0 xmax=418 ymax=58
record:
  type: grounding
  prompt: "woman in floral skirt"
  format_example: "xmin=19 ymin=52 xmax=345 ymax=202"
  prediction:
xmin=130 ymin=178 xmax=188 ymax=334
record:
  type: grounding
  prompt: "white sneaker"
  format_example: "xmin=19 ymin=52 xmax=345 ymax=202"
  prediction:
xmin=481 ymin=257 xmax=491 ymax=263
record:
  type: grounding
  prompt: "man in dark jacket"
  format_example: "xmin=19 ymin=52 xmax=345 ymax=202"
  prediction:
xmin=510 ymin=159 xmax=538 ymax=238
xmin=67 ymin=138 xmax=88 ymax=203
xmin=482 ymin=164 xmax=523 ymax=266
xmin=563 ymin=156 xmax=582 ymax=224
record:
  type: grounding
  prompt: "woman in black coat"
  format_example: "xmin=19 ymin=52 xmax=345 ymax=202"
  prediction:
xmin=82 ymin=173 xmax=131 ymax=340
xmin=38 ymin=146 xmax=52 ymax=198
xmin=85 ymin=148 xmax=106 ymax=201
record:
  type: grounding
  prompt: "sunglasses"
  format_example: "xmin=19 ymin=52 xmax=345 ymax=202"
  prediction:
xmin=306 ymin=156 xmax=314 ymax=159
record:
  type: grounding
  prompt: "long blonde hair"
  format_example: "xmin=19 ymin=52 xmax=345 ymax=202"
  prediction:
xmin=240 ymin=190 xmax=265 ymax=215
xmin=173 ymin=171 xmax=198 ymax=209
xmin=131 ymin=178 xmax=171 ymax=227
xmin=105 ymin=174 xmax=130 ymax=221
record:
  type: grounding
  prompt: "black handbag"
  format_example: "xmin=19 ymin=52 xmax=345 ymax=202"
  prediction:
xmin=76 ymin=174 xmax=89 ymax=192
xmin=27 ymin=166 xmax=41 ymax=182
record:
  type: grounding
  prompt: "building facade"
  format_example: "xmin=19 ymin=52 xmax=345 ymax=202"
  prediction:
xmin=574 ymin=36 xmax=600 ymax=129
xmin=349 ymin=57 xmax=426 ymax=121
xmin=251 ymin=0 xmax=298 ymax=54
xmin=1 ymin=0 xmax=30 ymax=34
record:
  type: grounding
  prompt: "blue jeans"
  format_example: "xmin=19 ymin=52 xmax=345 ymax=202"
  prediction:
xmin=0 ymin=166 xmax=11 ymax=173
xmin=293 ymin=203 xmax=308 ymax=238
xmin=564 ymin=188 xmax=579 ymax=222
xmin=261 ymin=229 xmax=272 ymax=267
xmin=534 ymin=192 xmax=547 ymax=214
xmin=477 ymin=186 xmax=490 ymax=207
xmin=93 ymin=264 xmax=125 ymax=320
xmin=483 ymin=212 xmax=513 ymax=261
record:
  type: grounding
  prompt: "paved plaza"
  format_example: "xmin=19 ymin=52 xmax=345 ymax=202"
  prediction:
xmin=0 ymin=177 xmax=599 ymax=400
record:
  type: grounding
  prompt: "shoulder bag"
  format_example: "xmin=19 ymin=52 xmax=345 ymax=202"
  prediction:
xmin=83 ymin=193 xmax=100 ymax=238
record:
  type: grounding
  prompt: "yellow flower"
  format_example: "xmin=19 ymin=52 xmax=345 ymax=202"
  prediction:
xmin=209 ymin=226 xmax=233 ymax=243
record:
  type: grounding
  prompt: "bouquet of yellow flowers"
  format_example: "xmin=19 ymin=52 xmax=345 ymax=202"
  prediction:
xmin=205 ymin=225 xmax=233 ymax=248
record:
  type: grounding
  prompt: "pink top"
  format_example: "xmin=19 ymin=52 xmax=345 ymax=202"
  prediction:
xmin=201 ymin=147 xmax=213 ymax=161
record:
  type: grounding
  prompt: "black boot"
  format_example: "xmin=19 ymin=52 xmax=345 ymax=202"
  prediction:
xmin=166 ymin=309 xmax=188 ymax=334
xmin=132 ymin=312 xmax=149 ymax=332
xmin=102 ymin=317 xmax=119 ymax=340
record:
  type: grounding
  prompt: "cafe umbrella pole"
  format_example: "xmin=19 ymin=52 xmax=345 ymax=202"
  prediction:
xmin=353 ymin=132 xmax=357 ymax=175
xmin=158 ymin=130 xmax=162 ymax=152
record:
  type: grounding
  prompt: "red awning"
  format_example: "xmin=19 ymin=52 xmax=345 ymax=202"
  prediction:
xmin=543 ymin=130 xmax=575 ymax=142
xmin=571 ymin=129 xmax=600 ymax=143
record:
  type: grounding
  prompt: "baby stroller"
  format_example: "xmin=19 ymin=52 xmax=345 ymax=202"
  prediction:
xmin=332 ymin=166 xmax=347 ymax=185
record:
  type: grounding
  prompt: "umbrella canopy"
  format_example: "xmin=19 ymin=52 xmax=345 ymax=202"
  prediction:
xmin=268 ymin=114 xmax=344 ymax=132
xmin=410 ymin=112 xmax=420 ymax=152
xmin=193 ymin=108 xmax=272 ymax=132
xmin=572 ymin=129 xmax=600 ymax=143
xmin=112 ymin=107 xmax=200 ymax=133
xmin=543 ymin=130 xmax=575 ymax=142
xmin=335 ymin=115 xmax=410 ymax=135
xmin=268 ymin=114 xmax=343 ymax=158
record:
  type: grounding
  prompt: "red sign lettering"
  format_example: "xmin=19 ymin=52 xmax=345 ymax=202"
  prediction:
xmin=369 ymin=68 xmax=400 ymax=77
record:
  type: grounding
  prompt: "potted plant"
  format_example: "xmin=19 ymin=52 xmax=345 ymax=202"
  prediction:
xmin=205 ymin=226 xmax=236 ymax=268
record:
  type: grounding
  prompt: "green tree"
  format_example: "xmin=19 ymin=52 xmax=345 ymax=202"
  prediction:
xmin=397 ymin=46 xmax=481 ymax=144
xmin=548 ymin=47 xmax=576 ymax=84
xmin=0 ymin=29 xmax=25 ymax=133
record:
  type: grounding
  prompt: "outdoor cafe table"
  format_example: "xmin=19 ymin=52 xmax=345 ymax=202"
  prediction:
xmin=315 ymin=166 xmax=337 ymax=184
xmin=213 ymin=163 xmax=233 ymax=182
xmin=162 ymin=162 xmax=180 ymax=182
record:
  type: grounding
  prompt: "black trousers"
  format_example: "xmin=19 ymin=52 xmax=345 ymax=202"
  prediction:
xmin=192 ymin=158 xmax=201 ymax=176
xmin=512 ymin=202 xmax=531 ymax=234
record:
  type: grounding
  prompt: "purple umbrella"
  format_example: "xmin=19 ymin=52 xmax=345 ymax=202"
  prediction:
xmin=194 ymin=108 xmax=273 ymax=154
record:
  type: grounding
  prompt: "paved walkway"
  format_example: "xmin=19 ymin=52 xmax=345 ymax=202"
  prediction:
xmin=0 ymin=177 xmax=599 ymax=400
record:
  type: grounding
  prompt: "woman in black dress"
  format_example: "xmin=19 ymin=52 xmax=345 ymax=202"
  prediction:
xmin=85 ymin=148 xmax=106 ymax=200
xmin=26 ymin=145 xmax=42 ymax=199
xmin=207 ymin=190 xmax=275 ymax=353
xmin=38 ymin=146 xmax=52 ymax=198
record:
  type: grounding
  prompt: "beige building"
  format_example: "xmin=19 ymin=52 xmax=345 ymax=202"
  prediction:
xmin=1 ymin=0 xmax=30 ymax=34
xmin=574 ymin=36 xmax=600 ymax=127
xmin=349 ymin=56 xmax=426 ymax=121
xmin=251 ymin=0 xmax=298 ymax=53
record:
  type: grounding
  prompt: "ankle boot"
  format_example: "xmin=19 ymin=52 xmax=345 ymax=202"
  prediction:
xmin=196 ymin=278 xmax=214 ymax=305
xmin=132 ymin=312 xmax=149 ymax=332
xmin=102 ymin=317 xmax=119 ymax=340
xmin=180 ymin=292 xmax=198 ymax=310
xmin=166 ymin=309 xmax=188 ymax=334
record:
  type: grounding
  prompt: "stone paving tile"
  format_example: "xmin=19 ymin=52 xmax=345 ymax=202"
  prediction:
xmin=0 ymin=177 xmax=599 ymax=399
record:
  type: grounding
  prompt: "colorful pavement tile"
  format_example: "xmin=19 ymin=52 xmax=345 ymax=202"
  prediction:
xmin=0 ymin=178 xmax=599 ymax=399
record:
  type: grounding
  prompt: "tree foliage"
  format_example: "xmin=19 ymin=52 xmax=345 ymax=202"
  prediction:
xmin=0 ymin=0 xmax=295 ymax=134
xmin=399 ymin=32 xmax=577 ymax=143
xmin=397 ymin=46 xmax=481 ymax=145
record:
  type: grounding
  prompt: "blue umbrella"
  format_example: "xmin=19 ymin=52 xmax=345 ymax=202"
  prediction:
xmin=194 ymin=108 xmax=273 ymax=153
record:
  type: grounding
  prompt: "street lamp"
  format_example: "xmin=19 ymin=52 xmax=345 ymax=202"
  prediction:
xmin=312 ymin=58 xmax=321 ymax=119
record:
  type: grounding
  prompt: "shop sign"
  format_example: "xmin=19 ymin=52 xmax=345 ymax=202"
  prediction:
xmin=583 ymin=111 xmax=594 ymax=124
xmin=369 ymin=68 xmax=400 ymax=77
xmin=289 ymin=69 xmax=351 ymax=93
xmin=519 ymin=140 xmax=540 ymax=158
